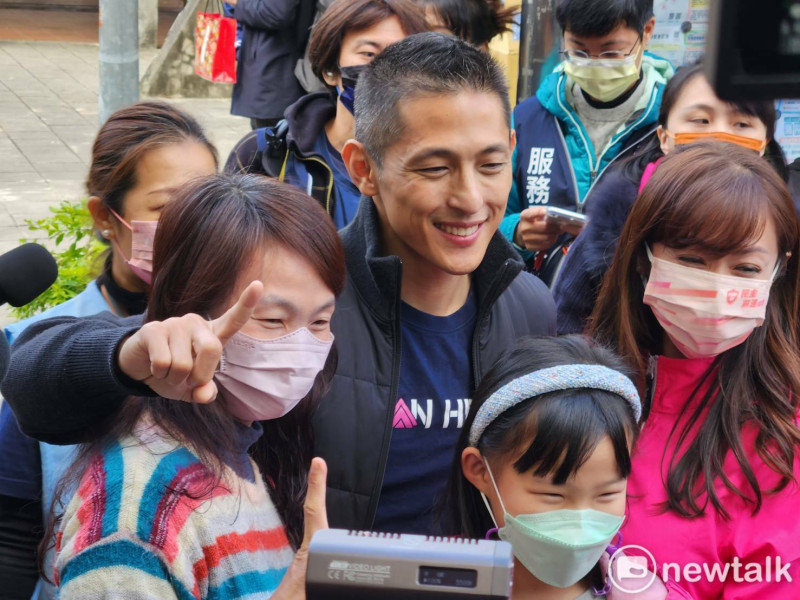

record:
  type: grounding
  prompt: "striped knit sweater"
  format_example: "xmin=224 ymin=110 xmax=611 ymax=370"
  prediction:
xmin=54 ymin=418 xmax=294 ymax=599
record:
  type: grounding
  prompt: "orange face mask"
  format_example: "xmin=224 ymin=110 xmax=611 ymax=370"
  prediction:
xmin=667 ymin=130 xmax=767 ymax=153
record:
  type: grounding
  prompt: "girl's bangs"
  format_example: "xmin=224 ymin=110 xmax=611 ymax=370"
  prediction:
xmin=508 ymin=390 xmax=634 ymax=485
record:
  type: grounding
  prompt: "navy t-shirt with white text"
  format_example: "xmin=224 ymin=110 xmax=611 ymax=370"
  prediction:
xmin=372 ymin=289 xmax=477 ymax=534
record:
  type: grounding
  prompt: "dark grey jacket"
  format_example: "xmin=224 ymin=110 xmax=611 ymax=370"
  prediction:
xmin=230 ymin=0 xmax=315 ymax=120
xmin=322 ymin=198 xmax=556 ymax=529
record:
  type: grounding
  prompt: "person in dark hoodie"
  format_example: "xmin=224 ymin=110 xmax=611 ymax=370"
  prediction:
xmin=1 ymin=34 xmax=556 ymax=536
xmin=224 ymin=0 xmax=429 ymax=229
xmin=553 ymin=61 xmax=786 ymax=334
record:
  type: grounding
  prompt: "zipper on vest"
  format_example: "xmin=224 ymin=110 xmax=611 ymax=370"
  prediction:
xmin=554 ymin=73 xmax=596 ymax=193
xmin=470 ymin=261 xmax=512 ymax=386
xmin=553 ymin=116 xmax=582 ymax=212
xmin=365 ymin=259 xmax=404 ymax=529
xmin=581 ymin=126 xmax=658 ymax=208
xmin=592 ymin=84 xmax=660 ymax=187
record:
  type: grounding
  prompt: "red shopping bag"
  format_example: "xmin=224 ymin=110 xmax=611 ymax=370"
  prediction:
xmin=194 ymin=9 xmax=237 ymax=83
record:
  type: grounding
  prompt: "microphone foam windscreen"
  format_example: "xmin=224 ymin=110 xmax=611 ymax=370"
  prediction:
xmin=0 ymin=243 xmax=59 ymax=307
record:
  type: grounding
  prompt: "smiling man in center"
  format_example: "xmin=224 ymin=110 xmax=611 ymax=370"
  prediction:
xmin=319 ymin=32 xmax=556 ymax=533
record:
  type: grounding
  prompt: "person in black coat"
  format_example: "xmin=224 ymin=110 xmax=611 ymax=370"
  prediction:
xmin=228 ymin=0 xmax=316 ymax=128
xmin=553 ymin=61 xmax=789 ymax=334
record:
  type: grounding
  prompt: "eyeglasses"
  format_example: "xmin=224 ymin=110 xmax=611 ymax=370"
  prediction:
xmin=560 ymin=37 xmax=641 ymax=61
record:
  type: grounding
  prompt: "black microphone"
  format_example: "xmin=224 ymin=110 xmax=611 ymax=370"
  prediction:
xmin=0 ymin=243 xmax=58 ymax=307
xmin=0 ymin=244 xmax=58 ymax=380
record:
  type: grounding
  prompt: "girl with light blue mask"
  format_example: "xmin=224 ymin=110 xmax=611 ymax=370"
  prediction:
xmin=441 ymin=336 xmax=689 ymax=599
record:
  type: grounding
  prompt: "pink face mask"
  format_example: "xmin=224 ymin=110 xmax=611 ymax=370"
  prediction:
xmin=108 ymin=208 xmax=158 ymax=285
xmin=214 ymin=327 xmax=334 ymax=422
xmin=643 ymin=245 xmax=777 ymax=359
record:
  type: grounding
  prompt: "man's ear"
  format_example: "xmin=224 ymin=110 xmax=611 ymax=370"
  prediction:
xmin=509 ymin=129 xmax=517 ymax=154
xmin=87 ymin=196 xmax=113 ymax=238
xmin=462 ymin=447 xmax=493 ymax=496
xmin=342 ymin=139 xmax=380 ymax=197
xmin=642 ymin=16 xmax=656 ymax=48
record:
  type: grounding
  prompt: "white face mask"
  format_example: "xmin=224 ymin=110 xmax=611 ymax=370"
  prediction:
xmin=482 ymin=463 xmax=624 ymax=588
xmin=642 ymin=245 xmax=777 ymax=359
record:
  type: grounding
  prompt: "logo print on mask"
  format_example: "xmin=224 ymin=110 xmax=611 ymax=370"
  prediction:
xmin=727 ymin=290 xmax=739 ymax=305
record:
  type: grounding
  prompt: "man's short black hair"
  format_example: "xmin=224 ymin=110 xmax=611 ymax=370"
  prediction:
xmin=354 ymin=32 xmax=510 ymax=168
xmin=556 ymin=0 xmax=654 ymax=37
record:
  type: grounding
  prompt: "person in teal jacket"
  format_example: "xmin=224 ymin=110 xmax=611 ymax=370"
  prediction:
xmin=501 ymin=0 xmax=673 ymax=283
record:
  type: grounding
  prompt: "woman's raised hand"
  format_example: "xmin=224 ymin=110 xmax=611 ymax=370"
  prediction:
xmin=117 ymin=280 xmax=263 ymax=402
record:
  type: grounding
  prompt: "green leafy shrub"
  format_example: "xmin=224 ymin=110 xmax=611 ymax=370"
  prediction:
xmin=11 ymin=200 xmax=106 ymax=320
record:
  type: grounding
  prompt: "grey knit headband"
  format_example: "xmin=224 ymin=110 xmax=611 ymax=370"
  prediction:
xmin=468 ymin=364 xmax=641 ymax=446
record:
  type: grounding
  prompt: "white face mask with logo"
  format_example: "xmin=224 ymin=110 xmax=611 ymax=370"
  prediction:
xmin=482 ymin=463 xmax=624 ymax=588
xmin=642 ymin=245 xmax=778 ymax=359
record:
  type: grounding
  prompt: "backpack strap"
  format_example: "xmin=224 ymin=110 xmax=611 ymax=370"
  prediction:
xmin=258 ymin=119 xmax=290 ymax=177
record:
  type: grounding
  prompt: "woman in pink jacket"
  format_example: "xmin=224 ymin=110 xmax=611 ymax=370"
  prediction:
xmin=590 ymin=141 xmax=800 ymax=599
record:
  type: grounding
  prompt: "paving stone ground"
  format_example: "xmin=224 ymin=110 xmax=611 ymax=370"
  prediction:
xmin=0 ymin=39 xmax=250 ymax=324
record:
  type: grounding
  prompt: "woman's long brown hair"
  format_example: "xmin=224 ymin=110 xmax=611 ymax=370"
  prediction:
xmin=43 ymin=174 xmax=345 ymax=574
xmin=590 ymin=142 xmax=800 ymax=518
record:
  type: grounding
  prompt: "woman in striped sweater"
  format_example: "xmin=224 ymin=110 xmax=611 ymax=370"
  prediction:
xmin=49 ymin=174 xmax=345 ymax=599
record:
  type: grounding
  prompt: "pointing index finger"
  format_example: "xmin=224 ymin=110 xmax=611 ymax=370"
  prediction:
xmin=211 ymin=280 xmax=263 ymax=345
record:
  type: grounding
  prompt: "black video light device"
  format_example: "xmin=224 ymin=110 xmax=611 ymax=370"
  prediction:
xmin=306 ymin=529 xmax=514 ymax=599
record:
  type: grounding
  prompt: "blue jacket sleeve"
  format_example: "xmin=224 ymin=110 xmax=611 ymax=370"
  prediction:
xmin=0 ymin=313 xmax=151 ymax=445
xmin=233 ymin=0 xmax=300 ymax=30
xmin=551 ymin=167 xmax=639 ymax=334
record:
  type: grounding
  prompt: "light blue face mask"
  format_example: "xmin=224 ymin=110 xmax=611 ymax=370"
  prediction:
xmin=482 ymin=463 xmax=624 ymax=588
